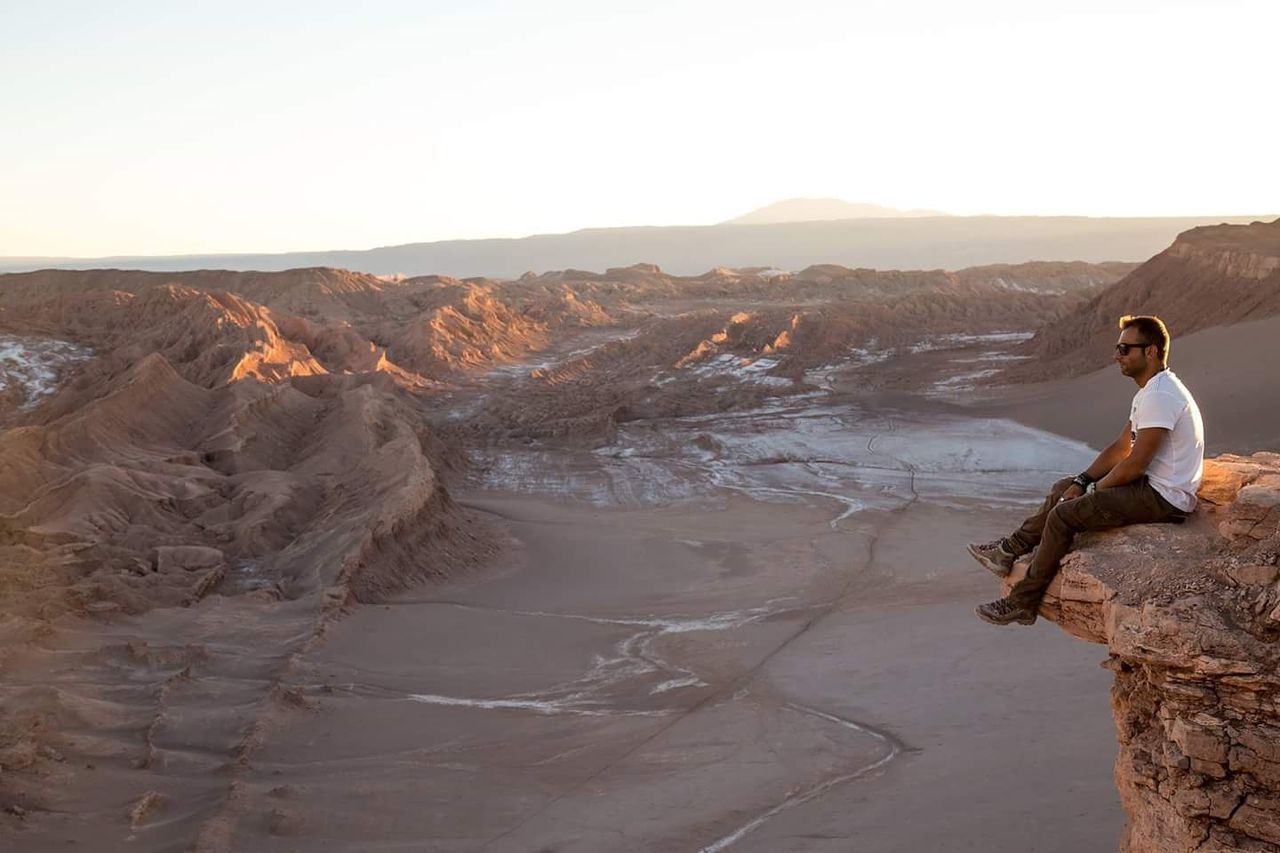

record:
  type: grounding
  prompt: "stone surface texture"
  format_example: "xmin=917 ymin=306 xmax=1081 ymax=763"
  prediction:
xmin=1001 ymin=453 xmax=1280 ymax=852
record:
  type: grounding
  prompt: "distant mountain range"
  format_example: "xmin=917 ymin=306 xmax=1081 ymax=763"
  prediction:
xmin=3 ymin=213 xmax=1275 ymax=280
xmin=724 ymin=198 xmax=948 ymax=224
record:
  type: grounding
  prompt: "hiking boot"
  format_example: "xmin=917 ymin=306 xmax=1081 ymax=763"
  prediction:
xmin=967 ymin=538 xmax=1018 ymax=578
xmin=975 ymin=597 xmax=1037 ymax=626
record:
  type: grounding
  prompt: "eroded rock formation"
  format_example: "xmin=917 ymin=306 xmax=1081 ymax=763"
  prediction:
xmin=0 ymin=260 xmax=1132 ymax=620
xmin=0 ymin=258 xmax=1135 ymax=842
xmin=1002 ymin=453 xmax=1280 ymax=851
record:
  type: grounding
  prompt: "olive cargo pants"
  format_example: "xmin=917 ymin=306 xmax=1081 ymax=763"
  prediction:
xmin=1005 ymin=475 xmax=1186 ymax=610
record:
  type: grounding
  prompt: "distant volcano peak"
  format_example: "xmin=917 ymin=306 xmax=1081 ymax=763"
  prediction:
xmin=724 ymin=198 xmax=949 ymax=225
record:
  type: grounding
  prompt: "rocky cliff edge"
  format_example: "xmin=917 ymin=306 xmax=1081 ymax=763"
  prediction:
xmin=1000 ymin=453 xmax=1280 ymax=852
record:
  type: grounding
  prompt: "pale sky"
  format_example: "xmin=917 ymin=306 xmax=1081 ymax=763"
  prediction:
xmin=2 ymin=0 xmax=1276 ymax=257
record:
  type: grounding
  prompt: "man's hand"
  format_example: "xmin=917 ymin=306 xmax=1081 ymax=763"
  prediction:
xmin=1058 ymin=484 xmax=1085 ymax=503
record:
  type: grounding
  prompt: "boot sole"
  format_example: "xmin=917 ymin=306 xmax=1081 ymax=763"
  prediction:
xmin=974 ymin=605 xmax=1037 ymax=626
xmin=967 ymin=544 xmax=1013 ymax=579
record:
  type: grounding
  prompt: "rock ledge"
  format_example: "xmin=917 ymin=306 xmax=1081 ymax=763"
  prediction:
xmin=1001 ymin=453 xmax=1280 ymax=852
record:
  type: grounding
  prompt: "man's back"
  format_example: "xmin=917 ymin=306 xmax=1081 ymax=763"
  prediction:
xmin=1129 ymin=369 xmax=1204 ymax=511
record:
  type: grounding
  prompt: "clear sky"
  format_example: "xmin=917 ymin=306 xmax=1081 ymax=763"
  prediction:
xmin=2 ymin=0 xmax=1276 ymax=257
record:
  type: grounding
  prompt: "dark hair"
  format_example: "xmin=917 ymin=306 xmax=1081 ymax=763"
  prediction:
xmin=1118 ymin=315 xmax=1170 ymax=364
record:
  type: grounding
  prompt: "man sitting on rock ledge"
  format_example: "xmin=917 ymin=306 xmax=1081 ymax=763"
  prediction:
xmin=970 ymin=314 xmax=1205 ymax=626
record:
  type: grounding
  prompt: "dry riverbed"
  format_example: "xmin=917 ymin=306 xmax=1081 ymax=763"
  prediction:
xmin=223 ymin=392 xmax=1124 ymax=852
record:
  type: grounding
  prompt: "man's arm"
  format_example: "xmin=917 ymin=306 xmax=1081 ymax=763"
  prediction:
xmin=1085 ymin=421 xmax=1134 ymax=481
xmin=1060 ymin=421 xmax=1133 ymax=501
xmin=1095 ymin=427 xmax=1167 ymax=490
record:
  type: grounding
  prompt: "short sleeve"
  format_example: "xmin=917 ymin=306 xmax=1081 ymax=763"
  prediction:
xmin=1133 ymin=389 xmax=1182 ymax=431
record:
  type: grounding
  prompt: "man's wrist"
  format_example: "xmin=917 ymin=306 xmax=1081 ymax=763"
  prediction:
xmin=1072 ymin=472 xmax=1096 ymax=491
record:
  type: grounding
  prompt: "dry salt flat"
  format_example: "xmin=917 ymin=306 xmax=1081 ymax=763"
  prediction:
xmin=0 ymin=335 xmax=92 ymax=409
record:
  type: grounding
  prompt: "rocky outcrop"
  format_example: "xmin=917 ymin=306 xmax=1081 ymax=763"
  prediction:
xmin=1001 ymin=453 xmax=1280 ymax=851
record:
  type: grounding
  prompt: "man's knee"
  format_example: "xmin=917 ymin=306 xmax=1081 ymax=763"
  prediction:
xmin=1047 ymin=501 xmax=1086 ymax=533
xmin=1048 ymin=476 xmax=1075 ymax=500
xmin=1053 ymin=492 xmax=1119 ymax=533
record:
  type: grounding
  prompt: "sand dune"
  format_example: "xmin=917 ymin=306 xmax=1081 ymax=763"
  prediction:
xmin=975 ymin=310 xmax=1280 ymax=455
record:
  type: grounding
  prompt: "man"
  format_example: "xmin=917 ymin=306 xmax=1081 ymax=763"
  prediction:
xmin=970 ymin=314 xmax=1204 ymax=625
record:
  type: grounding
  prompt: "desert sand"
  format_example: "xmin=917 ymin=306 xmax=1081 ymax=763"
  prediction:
xmin=233 ymin=487 xmax=1121 ymax=852
xmin=972 ymin=312 xmax=1280 ymax=455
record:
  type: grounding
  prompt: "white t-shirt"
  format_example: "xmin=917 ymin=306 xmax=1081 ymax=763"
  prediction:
xmin=1128 ymin=369 xmax=1204 ymax=512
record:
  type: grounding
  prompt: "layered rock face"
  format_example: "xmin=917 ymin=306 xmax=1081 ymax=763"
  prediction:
xmin=1002 ymin=454 xmax=1280 ymax=851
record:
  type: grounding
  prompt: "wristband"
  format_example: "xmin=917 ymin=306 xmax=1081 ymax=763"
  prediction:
xmin=1072 ymin=473 xmax=1094 ymax=491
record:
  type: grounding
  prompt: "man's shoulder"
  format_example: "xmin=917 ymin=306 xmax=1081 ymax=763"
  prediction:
xmin=1143 ymin=371 xmax=1185 ymax=395
xmin=1131 ymin=371 xmax=1198 ymax=412
xmin=1133 ymin=374 xmax=1186 ymax=414
xmin=1136 ymin=373 xmax=1203 ymax=428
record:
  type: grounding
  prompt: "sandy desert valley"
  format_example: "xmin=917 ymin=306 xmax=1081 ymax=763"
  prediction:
xmin=3 ymin=218 xmax=1280 ymax=851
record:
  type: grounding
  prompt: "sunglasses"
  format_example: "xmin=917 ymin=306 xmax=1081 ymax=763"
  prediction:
xmin=1114 ymin=342 xmax=1152 ymax=354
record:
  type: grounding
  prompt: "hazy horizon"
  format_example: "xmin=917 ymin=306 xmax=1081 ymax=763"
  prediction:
xmin=3 ymin=208 xmax=1277 ymax=267
xmin=3 ymin=1 xmax=1277 ymax=258
xmin=4 ymin=213 xmax=1270 ymax=280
